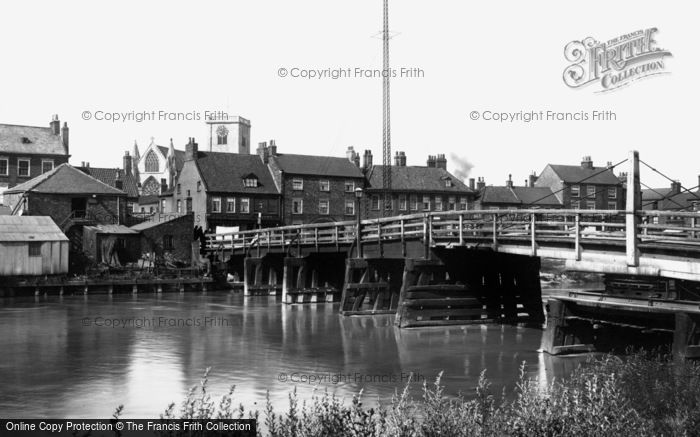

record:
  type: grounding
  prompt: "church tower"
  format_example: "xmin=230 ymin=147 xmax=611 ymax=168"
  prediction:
xmin=205 ymin=114 xmax=251 ymax=154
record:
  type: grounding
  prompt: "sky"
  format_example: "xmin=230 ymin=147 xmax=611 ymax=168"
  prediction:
xmin=0 ymin=0 xmax=697 ymax=189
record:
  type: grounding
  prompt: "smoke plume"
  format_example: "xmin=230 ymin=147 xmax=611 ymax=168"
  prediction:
xmin=450 ymin=153 xmax=474 ymax=181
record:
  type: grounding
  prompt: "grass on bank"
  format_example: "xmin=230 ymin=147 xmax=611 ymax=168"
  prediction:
xmin=114 ymin=351 xmax=700 ymax=437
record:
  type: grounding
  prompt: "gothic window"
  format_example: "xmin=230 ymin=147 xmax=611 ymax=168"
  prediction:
xmin=142 ymin=177 xmax=160 ymax=196
xmin=145 ymin=151 xmax=159 ymax=173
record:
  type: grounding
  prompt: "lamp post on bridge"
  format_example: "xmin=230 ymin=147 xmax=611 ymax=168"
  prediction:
xmin=355 ymin=187 xmax=364 ymax=258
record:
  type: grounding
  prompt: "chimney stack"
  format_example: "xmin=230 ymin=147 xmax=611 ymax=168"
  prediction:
xmin=115 ymin=169 xmax=123 ymax=190
xmin=346 ymin=146 xmax=356 ymax=162
xmin=436 ymin=154 xmax=447 ymax=170
xmin=398 ymin=151 xmax=406 ymax=166
xmin=257 ymin=141 xmax=269 ymax=164
xmin=61 ymin=122 xmax=69 ymax=155
xmin=528 ymin=172 xmax=538 ymax=187
xmin=506 ymin=174 xmax=513 ymax=188
xmin=469 ymin=178 xmax=475 ymax=190
xmin=427 ymin=155 xmax=436 ymax=168
xmin=581 ymin=155 xmax=594 ymax=169
xmin=268 ymin=139 xmax=277 ymax=157
xmin=671 ymin=180 xmax=682 ymax=194
xmin=50 ymin=114 xmax=60 ymax=135
xmin=363 ymin=149 xmax=373 ymax=170
xmin=123 ymin=151 xmax=132 ymax=176
xmin=185 ymin=137 xmax=199 ymax=161
xmin=476 ymin=177 xmax=486 ymax=190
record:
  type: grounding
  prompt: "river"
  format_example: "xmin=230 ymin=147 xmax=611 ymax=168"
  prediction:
xmin=0 ymin=290 xmax=592 ymax=418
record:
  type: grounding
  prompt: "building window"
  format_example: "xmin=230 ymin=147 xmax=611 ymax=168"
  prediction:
xmin=163 ymin=235 xmax=174 ymax=250
xmin=399 ymin=194 xmax=407 ymax=211
xmin=0 ymin=158 xmax=7 ymax=176
xmin=371 ymin=195 xmax=380 ymax=211
xmin=17 ymin=159 xmax=30 ymax=177
xmin=607 ymin=202 xmax=617 ymax=210
xmin=586 ymin=201 xmax=596 ymax=210
xmin=422 ymin=195 xmax=431 ymax=211
xmin=587 ymin=186 xmax=596 ymax=198
xmin=186 ymin=189 xmax=191 ymax=197
xmin=41 ymin=160 xmax=54 ymax=174
xmin=435 ymin=196 xmax=443 ymax=211
xmin=445 ymin=179 xmax=453 ymax=188
xmin=345 ymin=199 xmax=355 ymax=215
xmin=292 ymin=198 xmax=303 ymax=214
xmin=319 ymin=199 xmax=329 ymax=215
xmin=226 ymin=198 xmax=235 ymax=213
xmin=240 ymin=198 xmax=250 ymax=213
xmin=292 ymin=178 xmax=303 ymax=190
xmin=243 ymin=177 xmax=258 ymax=188
xmin=344 ymin=181 xmax=355 ymax=193
xmin=144 ymin=150 xmax=159 ymax=173
xmin=448 ymin=196 xmax=456 ymax=210
xmin=212 ymin=197 xmax=221 ymax=213
xmin=460 ymin=197 xmax=468 ymax=210
xmin=410 ymin=195 xmax=418 ymax=211
xmin=140 ymin=207 xmax=145 ymax=213
xmin=176 ymin=200 xmax=182 ymax=213
xmin=319 ymin=180 xmax=330 ymax=192
xmin=160 ymin=199 xmax=166 ymax=212
xmin=608 ymin=187 xmax=617 ymax=199
xmin=197 ymin=181 xmax=202 ymax=192
xmin=177 ymin=184 xmax=181 ymax=194
xmin=186 ymin=198 xmax=192 ymax=213
xmin=217 ymin=133 xmax=227 ymax=145
xmin=571 ymin=185 xmax=580 ymax=197
xmin=571 ymin=200 xmax=580 ymax=209
xmin=28 ymin=242 xmax=41 ymax=257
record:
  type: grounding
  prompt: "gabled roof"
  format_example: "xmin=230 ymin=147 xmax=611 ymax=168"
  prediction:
xmin=194 ymin=152 xmax=279 ymax=195
xmin=642 ymin=188 xmax=700 ymax=211
xmin=545 ymin=164 xmax=621 ymax=185
xmin=367 ymin=165 xmax=474 ymax=193
xmin=77 ymin=167 xmax=139 ymax=199
xmin=0 ymin=216 xmax=68 ymax=242
xmin=4 ymin=164 xmax=127 ymax=196
xmin=0 ymin=123 xmax=68 ymax=156
xmin=273 ymin=153 xmax=364 ymax=178
xmin=480 ymin=186 xmax=562 ymax=207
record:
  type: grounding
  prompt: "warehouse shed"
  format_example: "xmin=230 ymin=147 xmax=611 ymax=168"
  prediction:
xmin=0 ymin=216 xmax=69 ymax=276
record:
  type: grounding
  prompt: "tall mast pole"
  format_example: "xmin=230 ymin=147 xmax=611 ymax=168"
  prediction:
xmin=382 ymin=0 xmax=392 ymax=216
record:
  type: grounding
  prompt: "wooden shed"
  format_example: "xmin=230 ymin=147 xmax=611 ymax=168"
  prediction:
xmin=0 ymin=216 xmax=69 ymax=276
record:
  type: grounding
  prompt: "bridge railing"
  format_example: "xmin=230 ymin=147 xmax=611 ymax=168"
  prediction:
xmin=205 ymin=209 xmax=700 ymax=255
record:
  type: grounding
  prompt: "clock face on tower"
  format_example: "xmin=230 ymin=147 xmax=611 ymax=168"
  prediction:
xmin=216 ymin=125 xmax=229 ymax=137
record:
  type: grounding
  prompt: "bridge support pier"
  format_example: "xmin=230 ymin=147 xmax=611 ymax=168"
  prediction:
xmin=673 ymin=313 xmax=700 ymax=360
xmin=394 ymin=248 xmax=545 ymax=328
xmin=243 ymin=255 xmax=283 ymax=296
xmin=340 ymin=258 xmax=404 ymax=315
xmin=282 ymin=254 xmax=346 ymax=304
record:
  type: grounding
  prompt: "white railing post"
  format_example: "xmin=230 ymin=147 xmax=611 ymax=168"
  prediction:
xmin=692 ymin=216 xmax=698 ymax=240
xmin=574 ymin=213 xmax=581 ymax=261
xmin=459 ymin=214 xmax=464 ymax=246
xmin=492 ymin=213 xmax=498 ymax=250
xmin=530 ymin=212 xmax=537 ymax=256
xmin=626 ymin=150 xmax=640 ymax=267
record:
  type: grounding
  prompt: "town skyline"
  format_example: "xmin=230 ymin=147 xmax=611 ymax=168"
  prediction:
xmin=0 ymin=0 xmax=697 ymax=189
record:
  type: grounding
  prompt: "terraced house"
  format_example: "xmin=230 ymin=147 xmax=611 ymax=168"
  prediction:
xmin=260 ymin=142 xmax=365 ymax=225
xmin=363 ymin=151 xmax=477 ymax=218
xmin=171 ymin=138 xmax=281 ymax=231
xmin=0 ymin=115 xmax=70 ymax=207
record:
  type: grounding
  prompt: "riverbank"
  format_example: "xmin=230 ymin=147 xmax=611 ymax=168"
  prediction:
xmin=131 ymin=351 xmax=700 ymax=437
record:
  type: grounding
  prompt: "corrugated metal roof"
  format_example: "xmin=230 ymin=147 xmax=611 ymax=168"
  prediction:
xmin=0 ymin=216 xmax=68 ymax=242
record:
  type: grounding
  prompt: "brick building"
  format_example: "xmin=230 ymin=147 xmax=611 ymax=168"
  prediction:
xmin=642 ymin=178 xmax=700 ymax=226
xmin=171 ymin=138 xmax=281 ymax=231
xmin=130 ymin=213 xmax=194 ymax=265
xmin=534 ymin=156 xmax=624 ymax=210
xmin=259 ymin=142 xmax=366 ymax=225
xmin=77 ymin=152 xmax=140 ymax=210
xmin=0 ymin=115 xmax=70 ymax=206
xmin=363 ymin=151 xmax=476 ymax=218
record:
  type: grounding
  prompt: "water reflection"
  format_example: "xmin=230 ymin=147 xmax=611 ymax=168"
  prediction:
xmin=0 ymin=292 xmax=588 ymax=418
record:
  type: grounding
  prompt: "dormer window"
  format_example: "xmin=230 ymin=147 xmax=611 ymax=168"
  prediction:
xmin=242 ymin=174 xmax=258 ymax=188
xmin=445 ymin=179 xmax=453 ymax=187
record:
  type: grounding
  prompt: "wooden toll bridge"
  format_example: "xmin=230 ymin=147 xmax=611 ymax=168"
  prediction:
xmin=205 ymin=152 xmax=700 ymax=359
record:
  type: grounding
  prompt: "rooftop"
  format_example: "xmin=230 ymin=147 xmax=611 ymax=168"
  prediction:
xmin=0 ymin=216 xmax=69 ymax=242
xmin=480 ymin=186 xmax=562 ymax=207
xmin=195 ymin=152 xmax=279 ymax=195
xmin=367 ymin=165 xmax=474 ymax=193
xmin=545 ymin=164 xmax=621 ymax=185
xmin=4 ymin=164 xmax=127 ymax=196
xmin=77 ymin=167 xmax=139 ymax=199
xmin=273 ymin=153 xmax=364 ymax=178
xmin=0 ymin=122 xmax=67 ymax=156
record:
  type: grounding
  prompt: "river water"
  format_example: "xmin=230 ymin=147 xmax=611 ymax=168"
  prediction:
xmin=0 ymin=290 xmax=591 ymax=418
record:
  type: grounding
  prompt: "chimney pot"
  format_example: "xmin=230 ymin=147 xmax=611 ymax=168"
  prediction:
xmin=363 ymin=149 xmax=373 ymax=170
xmin=469 ymin=178 xmax=475 ymax=190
